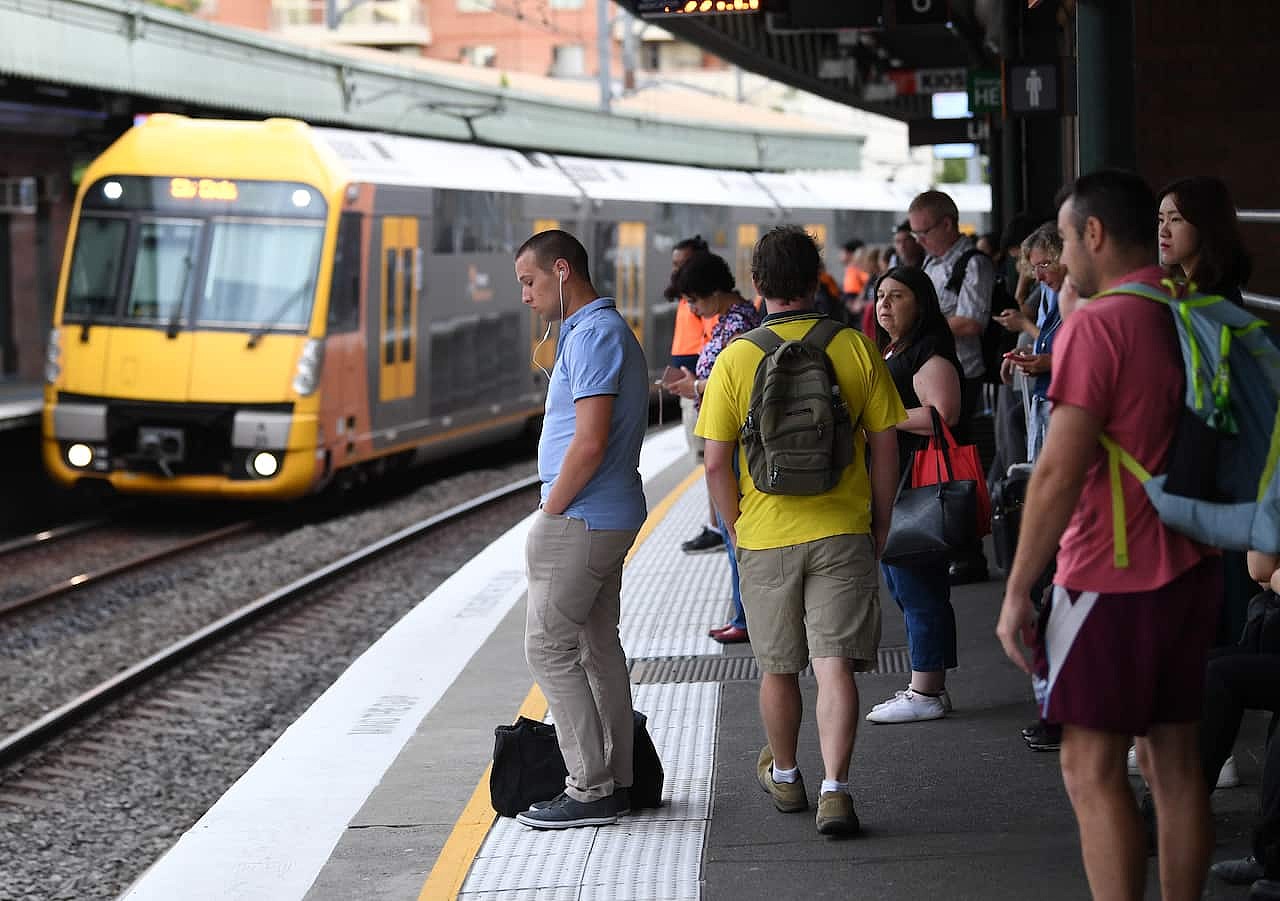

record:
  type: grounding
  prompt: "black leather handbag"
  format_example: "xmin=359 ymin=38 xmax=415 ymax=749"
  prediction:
xmin=881 ymin=414 xmax=979 ymax=569
xmin=489 ymin=709 xmax=664 ymax=817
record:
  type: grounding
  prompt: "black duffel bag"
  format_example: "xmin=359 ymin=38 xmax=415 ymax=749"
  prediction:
xmin=490 ymin=709 xmax=663 ymax=817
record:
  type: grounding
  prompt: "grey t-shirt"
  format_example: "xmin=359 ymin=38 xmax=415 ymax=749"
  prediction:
xmin=922 ymin=236 xmax=994 ymax=379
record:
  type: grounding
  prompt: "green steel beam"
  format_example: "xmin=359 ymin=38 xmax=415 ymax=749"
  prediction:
xmin=0 ymin=0 xmax=862 ymax=171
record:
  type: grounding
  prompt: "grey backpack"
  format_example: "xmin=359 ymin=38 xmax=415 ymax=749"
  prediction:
xmin=739 ymin=317 xmax=854 ymax=496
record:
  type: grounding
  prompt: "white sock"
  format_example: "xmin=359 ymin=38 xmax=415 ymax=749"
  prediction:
xmin=820 ymin=779 xmax=848 ymax=795
xmin=772 ymin=764 xmax=799 ymax=784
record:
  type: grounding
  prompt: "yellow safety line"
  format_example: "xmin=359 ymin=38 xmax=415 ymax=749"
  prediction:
xmin=417 ymin=464 xmax=705 ymax=901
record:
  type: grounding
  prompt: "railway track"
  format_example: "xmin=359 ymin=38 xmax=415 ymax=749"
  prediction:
xmin=0 ymin=473 xmax=538 ymax=768
xmin=0 ymin=520 xmax=258 ymax=618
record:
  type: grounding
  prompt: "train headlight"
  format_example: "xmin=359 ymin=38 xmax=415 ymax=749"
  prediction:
xmin=250 ymin=451 xmax=279 ymax=478
xmin=67 ymin=443 xmax=93 ymax=468
xmin=292 ymin=338 xmax=324 ymax=396
xmin=45 ymin=328 xmax=61 ymax=384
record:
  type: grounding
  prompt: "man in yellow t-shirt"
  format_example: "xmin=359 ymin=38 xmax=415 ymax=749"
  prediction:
xmin=696 ymin=225 xmax=904 ymax=837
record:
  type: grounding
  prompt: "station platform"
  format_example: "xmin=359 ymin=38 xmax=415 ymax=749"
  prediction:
xmin=0 ymin=380 xmax=41 ymax=432
xmin=121 ymin=426 xmax=1265 ymax=901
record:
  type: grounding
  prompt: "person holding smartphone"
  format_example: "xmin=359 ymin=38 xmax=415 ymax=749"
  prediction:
xmin=996 ymin=223 xmax=1065 ymax=462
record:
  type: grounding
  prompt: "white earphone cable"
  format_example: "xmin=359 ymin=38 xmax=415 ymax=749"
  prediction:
xmin=532 ymin=268 xmax=565 ymax=384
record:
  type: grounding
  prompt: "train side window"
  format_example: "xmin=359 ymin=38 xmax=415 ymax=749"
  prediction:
xmin=400 ymin=247 xmax=414 ymax=361
xmin=327 ymin=212 xmax=362 ymax=334
xmin=433 ymin=189 xmax=517 ymax=254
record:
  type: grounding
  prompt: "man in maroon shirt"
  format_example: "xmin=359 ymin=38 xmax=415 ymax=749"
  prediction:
xmin=997 ymin=170 xmax=1221 ymax=901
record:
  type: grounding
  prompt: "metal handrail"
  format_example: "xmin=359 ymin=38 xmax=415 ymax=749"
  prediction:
xmin=1244 ymin=292 xmax=1280 ymax=313
xmin=1238 ymin=210 xmax=1280 ymax=224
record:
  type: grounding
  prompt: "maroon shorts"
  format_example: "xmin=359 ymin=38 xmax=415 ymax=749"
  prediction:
xmin=1034 ymin=556 xmax=1222 ymax=736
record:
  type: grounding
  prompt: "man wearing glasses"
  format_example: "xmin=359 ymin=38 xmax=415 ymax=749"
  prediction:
xmin=907 ymin=189 xmax=996 ymax=584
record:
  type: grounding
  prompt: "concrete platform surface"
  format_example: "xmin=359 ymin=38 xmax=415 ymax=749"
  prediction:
xmin=121 ymin=422 xmax=1266 ymax=900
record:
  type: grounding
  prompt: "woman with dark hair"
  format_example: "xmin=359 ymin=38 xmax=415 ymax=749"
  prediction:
xmin=866 ymin=266 xmax=964 ymax=724
xmin=664 ymin=252 xmax=762 ymax=643
xmin=1157 ymin=176 xmax=1253 ymax=304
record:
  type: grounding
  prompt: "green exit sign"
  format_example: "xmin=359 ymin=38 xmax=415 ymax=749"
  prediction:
xmin=969 ymin=70 xmax=1002 ymax=115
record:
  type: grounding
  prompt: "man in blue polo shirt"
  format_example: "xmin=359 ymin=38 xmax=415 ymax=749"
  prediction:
xmin=512 ymin=229 xmax=649 ymax=830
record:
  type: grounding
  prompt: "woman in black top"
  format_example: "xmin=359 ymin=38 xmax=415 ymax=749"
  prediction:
xmin=865 ymin=266 xmax=965 ymax=725
xmin=1158 ymin=176 xmax=1252 ymax=306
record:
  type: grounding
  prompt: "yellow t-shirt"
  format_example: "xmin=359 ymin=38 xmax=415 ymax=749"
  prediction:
xmin=695 ymin=313 xmax=906 ymax=551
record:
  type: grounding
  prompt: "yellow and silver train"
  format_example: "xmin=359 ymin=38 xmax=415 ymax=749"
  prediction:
xmin=43 ymin=114 xmax=988 ymax=499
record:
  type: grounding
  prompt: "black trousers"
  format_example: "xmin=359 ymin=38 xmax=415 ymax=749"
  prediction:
xmin=1200 ymin=648 xmax=1280 ymax=874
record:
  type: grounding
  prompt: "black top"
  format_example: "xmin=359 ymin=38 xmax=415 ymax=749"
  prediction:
xmin=884 ymin=333 xmax=963 ymax=472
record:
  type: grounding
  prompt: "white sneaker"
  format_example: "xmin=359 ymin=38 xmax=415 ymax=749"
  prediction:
xmin=865 ymin=688 xmax=947 ymax=723
xmin=871 ymin=685 xmax=953 ymax=713
xmin=1217 ymin=755 xmax=1240 ymax=789
xmin=1127 ymin=745 xmax=1140 ymax=776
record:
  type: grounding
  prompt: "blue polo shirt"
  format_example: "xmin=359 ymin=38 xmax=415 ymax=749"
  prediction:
xmin=538 ymin=297 xmax=648 ymax=530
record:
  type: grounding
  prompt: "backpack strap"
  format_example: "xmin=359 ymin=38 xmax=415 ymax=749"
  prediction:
xmin=798 ymin=316 xmax=848 ymax=352
xmin=738 ymin=325 xmax=784 ymax=356
xmin=1097 ymin=433 xmax=1153 ymax=569
xmin=944 ymin=249 xmax=981 ymax=296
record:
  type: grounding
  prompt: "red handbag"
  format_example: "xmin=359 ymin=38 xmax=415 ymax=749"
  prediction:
xmin=911 ymin=408 xmax=991 ymax=536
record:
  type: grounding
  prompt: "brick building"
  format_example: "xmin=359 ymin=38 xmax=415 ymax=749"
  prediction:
xmin=196 ymin=0 xmax=723 ymax=79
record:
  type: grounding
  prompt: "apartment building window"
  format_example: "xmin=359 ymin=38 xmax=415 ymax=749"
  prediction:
xmin=460 ymin=45 xmax=497 ymax=67
xmin=548 ymin=0 xmax=583 ymax=7
xmin=457 ymin=0 xmax=495 ymax=11
xmin=550 ymin=44 xmax=586 ymax=77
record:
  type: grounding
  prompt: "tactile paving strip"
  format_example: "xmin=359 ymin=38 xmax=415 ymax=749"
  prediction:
xmin=620 ymin=480 xmax=731 ymax=660
xmin=460 ymin=683 xmax=718 ymax=900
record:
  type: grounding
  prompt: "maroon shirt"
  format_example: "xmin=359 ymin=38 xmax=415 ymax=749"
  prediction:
xmin=1048 ymin=265 xmax=1214 ymax=593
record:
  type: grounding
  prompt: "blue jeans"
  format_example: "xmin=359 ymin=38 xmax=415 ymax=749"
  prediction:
xmin=881 ymin=562 xmax=957 ymax=672
xmin=717 ymin=511 xmax=747 ymax=631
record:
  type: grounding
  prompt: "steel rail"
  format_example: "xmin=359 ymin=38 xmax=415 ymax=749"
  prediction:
xmin=0 ymin=473 xmax=540 ymax=767
xmin=0 ymin=518 xmax=111 ymax=559
xmin=0 ymin=520 xmax=258 ymax=618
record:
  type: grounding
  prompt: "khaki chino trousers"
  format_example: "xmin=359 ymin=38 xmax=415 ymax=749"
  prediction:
xmin=525 ymin=511 xmax=638 ymax=803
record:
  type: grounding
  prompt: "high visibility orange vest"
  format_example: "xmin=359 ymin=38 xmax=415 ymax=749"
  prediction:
xmin=670 ymin=299 xmax=717 ymax=355
xmin=843 ymin=265 xmax=868 ymax=296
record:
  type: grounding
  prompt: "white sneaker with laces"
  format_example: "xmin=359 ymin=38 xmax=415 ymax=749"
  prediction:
xmin=871 ymin=685 xmax=953 ymax=714
xmin=865 ymin=688 xmax=947 ymax=723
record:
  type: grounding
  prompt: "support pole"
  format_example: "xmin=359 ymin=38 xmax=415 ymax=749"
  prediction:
xmin=1076 ymin=0 xmax=1136 ymax=172
xmin=597 ymin=0 xmax=612 ymax=113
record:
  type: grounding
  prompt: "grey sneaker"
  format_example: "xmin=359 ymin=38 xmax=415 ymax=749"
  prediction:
xmin=756 ymin=745 xmax=808 ymax=812
xmin=516 ymin=791 xmax=622 ymax=829
xmin=816 ymin=790 xmax=860 ymax=836
xmin=529 ymin=786 xmax=630 ymax=816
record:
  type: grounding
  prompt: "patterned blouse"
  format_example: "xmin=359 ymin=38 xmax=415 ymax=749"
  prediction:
xmin=695 ymin=299 xmax=762 ymax=407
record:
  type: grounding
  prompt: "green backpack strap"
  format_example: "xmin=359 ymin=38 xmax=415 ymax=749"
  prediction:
xmin=798 ymin=316 xmax=847 ymax=352
xmin=739 ymin=325 xmax=784 ymax=356
xmin=1097 ymin=433 xmax=1153 ymax=569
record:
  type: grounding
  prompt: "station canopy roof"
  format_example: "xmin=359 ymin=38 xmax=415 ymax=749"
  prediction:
xmin=0 ymin=0 xmax=866 ymax=171
xmin=616 ymin=0 xmax=1003 ymax=122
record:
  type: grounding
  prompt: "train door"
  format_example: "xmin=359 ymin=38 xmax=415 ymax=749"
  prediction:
xmin=378 ymin=216 xmax=419 ymax=402
xmin=529 ymin=217 xmax=559 ymax=379
xmin=616 ymin=221 xmax=645 ymax=345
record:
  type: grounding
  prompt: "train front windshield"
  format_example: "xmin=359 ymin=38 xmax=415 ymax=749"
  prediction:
xmin=64 ymin=176 xmax=328 ymax=335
